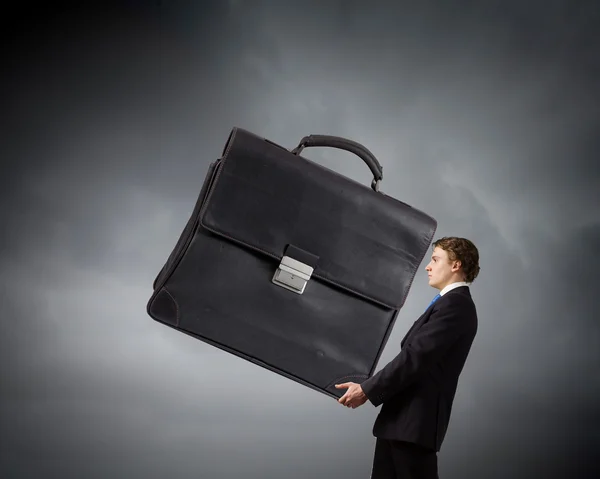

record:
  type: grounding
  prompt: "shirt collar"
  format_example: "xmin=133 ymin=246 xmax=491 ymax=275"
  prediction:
xmin=439 ymin=281 xmax=470 ymax=296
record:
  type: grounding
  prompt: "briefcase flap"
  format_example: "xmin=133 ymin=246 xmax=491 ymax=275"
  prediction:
xmin=199 ymin=128 xmax=437 ymax=309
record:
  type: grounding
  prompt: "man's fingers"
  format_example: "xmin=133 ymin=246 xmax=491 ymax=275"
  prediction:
xmin=336 ymin=387 xmax=366 ymax=408
xmin=339 ymin=395 xmax=353 ymax=407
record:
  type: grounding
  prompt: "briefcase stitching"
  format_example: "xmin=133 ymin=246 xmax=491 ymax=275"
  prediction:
xmin=325 ymin=374 xmax=369 ymax=390
xmin=161 ymin=286 xmax=180 ymax=326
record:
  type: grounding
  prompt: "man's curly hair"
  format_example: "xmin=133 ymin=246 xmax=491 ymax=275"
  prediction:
xmin=432 ymin=237 xmax=481 ymax=283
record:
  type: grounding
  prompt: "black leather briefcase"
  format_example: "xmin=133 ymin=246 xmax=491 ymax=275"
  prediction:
xmin=147 ymin=127 xmax=437 ymax=399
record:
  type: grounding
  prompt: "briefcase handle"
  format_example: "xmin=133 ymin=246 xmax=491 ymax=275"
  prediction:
xmin=291 ymin=134 xmax=384 ymax=192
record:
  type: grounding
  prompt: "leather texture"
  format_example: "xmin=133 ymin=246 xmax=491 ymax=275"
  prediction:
xmin=147 ymin=127 xmax=437 ymax=399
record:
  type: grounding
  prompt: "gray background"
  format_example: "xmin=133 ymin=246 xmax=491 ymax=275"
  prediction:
xmin=1 ymin=1 xmax=598 ymax=478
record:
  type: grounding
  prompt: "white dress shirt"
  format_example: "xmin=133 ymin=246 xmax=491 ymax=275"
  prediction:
xmin=439 ymin=281 xmax=470 ymax=296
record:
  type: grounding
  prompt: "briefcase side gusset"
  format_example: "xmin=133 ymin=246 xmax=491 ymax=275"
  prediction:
xmin=147 ymin=160 xmax=221 ymax=325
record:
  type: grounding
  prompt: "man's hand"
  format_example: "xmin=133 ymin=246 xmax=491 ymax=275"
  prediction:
xmin=335 ymin=382 xmax=368 ymax=409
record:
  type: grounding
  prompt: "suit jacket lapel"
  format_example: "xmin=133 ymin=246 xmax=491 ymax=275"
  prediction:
xmin=401 ymin=308 xmax=432 ymax=347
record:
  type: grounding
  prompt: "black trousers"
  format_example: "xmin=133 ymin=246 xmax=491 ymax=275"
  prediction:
xmin=370 ymin=438 xmax=439 ymax=479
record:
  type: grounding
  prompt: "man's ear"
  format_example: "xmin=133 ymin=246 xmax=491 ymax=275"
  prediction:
xmin=452 ymin=260 xmax=462 ymax=272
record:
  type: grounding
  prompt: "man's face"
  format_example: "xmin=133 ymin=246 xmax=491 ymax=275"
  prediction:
xmin=425 ymin=246 xmax=459 ymax=290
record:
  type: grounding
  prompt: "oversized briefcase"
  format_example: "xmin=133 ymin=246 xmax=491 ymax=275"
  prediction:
xmin=147 ymin=127 xmax=437 ymax=399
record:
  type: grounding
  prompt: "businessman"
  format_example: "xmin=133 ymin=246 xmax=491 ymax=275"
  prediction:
xmin=335 ymin=236 xmax=480 ymax=479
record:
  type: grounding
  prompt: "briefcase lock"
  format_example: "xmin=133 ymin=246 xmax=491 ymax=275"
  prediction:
xmin=272 ymin=256 xmax=314 ymax=294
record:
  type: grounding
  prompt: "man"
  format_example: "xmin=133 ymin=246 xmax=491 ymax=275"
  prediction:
xmin=335 ymin=236 xmax=480 ymax=479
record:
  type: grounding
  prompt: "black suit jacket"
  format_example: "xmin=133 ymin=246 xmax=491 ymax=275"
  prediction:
xmin=360 ymin=286 xmax=478 ymax=452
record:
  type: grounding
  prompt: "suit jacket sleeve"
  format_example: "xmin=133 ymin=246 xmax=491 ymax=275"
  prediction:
xmin=360 ymin=294 xmax=473 ymax=407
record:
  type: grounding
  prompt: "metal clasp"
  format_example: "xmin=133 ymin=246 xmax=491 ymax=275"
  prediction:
xmin=272 ymin=255 xmax=314 ymax=294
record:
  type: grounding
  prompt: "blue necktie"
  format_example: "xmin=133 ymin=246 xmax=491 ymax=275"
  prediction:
xmin=426 ymin=293 xmax=441 ymax=311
